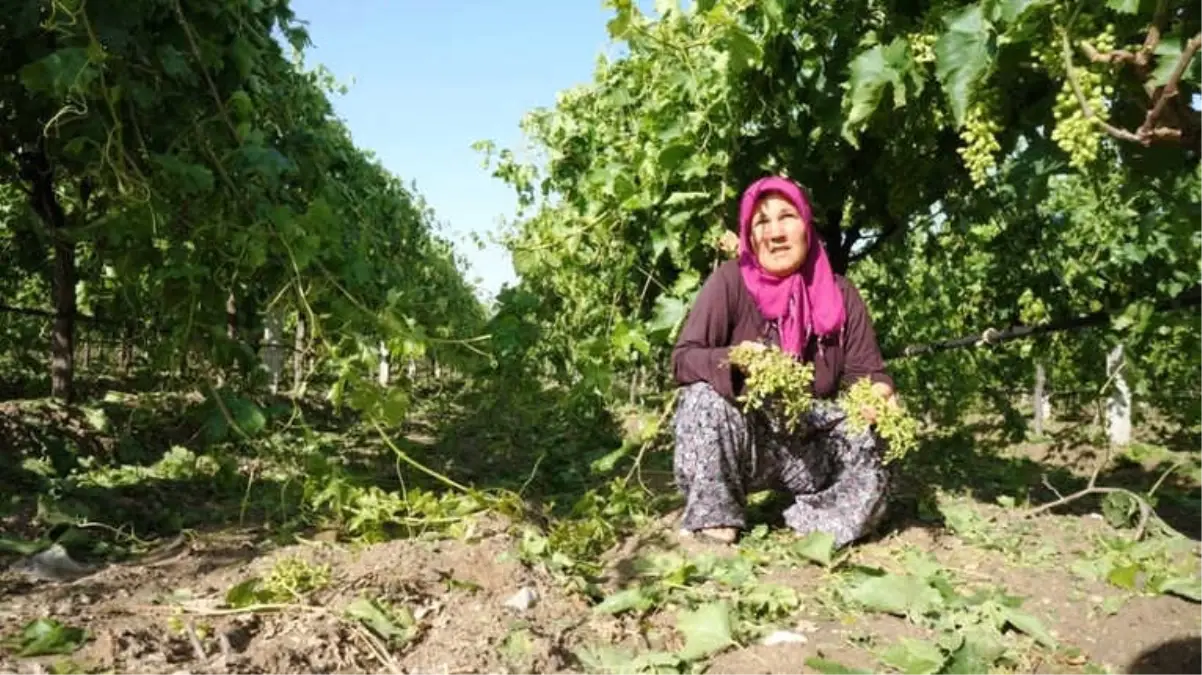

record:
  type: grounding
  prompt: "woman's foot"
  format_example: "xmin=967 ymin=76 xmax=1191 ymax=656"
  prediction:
xmin=681 ymin=527 xmax=739 ymax=544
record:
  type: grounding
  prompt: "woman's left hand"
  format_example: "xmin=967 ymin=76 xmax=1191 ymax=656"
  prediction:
xmin=860 ymin=382 xmax=899 ymax=425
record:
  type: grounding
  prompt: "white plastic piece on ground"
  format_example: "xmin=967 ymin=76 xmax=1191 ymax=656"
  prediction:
xmin=762 ymin=630 xmax=808 ymax=646
xmin=503 ymin=586 xmax=539 ymax=611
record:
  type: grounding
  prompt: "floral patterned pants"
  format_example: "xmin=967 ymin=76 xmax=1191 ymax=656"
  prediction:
xmin=672 ymin=382 xmax=890 ymax=548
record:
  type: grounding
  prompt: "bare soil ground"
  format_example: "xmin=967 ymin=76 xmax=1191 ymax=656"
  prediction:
xmin=2 ymin=502 xmax=1197 ymax=675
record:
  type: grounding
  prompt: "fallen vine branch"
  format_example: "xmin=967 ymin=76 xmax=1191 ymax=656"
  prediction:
xmin=140 ymin=597 xmax=408 ymax=673
xmin=138 ymin=601 xmax=307 ymax=616
xmin=1026 ymin=444 xmax=1186 ymax=541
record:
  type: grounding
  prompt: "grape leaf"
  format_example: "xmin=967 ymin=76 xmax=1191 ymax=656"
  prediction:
xmin=724 ymin=25 xmax=763 ymax=71
xmin=1151 ymin=38 xmax=1190 ymax=89
xmin=841 ymin=38 xmax=918 ymax=144
xmin=594 ymin=586 xmax=656 ymax=615
xmin=225 ymin=579 xmax=266 ymax=608
xmin=1160 ymin=575 xmax=1202 ymax=603
xmin=943 ymin=628 xmax=1006 ymax=674
xmin=793 ymin=530 xmax=836 ymax=566
xmin=1002 ymin=608 xmax=1058 ymax=647
xmin=803 ymin=657 xmax=871 ymax=674
xmin=82 ymin=406 xmax=109 ymax=432
xmin=846 ymin=573 xmax=943 ymax=616
xmin=1107 ymin=563 xmax=1140 ymax=590
xmin=675 ymin=601 xmax=734 ymax=661
xmin=4 ymin=618 xmax=87 ymax=657
xmin=575 ymin=645 xmax=681 ymax=675
xmin=19 ymin=48 xmax=96 ymax=96
xmin=658 ymin=143 xmax=692 ymax=171
xmin=934 ymin=4 xmax=995 ymax=127
xmin=879 ymin=637 xmax=947 ymax=674
xmin=345 ymin=597 xmax=416 ymax=644
xmin=649 ymin=295 xmax=687 ymax=335
xmin=994 ymin=0 xmax=1047 ymax=23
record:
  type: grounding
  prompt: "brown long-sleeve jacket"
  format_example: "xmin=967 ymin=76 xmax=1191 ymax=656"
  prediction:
xmin=671 ymin=259 xmax=893 ymax=401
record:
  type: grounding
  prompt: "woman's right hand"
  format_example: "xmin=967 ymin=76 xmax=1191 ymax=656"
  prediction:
xmin=735 ymin=340 xmax=766 ymax=353
xmin=731 ymin=340 xmax=766 ymax=372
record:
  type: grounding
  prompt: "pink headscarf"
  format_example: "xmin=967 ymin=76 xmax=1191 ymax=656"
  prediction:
xmin=737 ymin=176 xmax=846 ymax=358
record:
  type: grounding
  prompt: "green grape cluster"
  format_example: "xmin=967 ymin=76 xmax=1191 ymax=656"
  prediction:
xmin=1033 ymin=40 xmax=1064 ymax=75
xmin=1093 ymin=24 xmax=1117 ymax=53
xmin=728 ymin=343 xmax=815 ymax=433
xmin=957 ymin=101 xmax=1001 ymax=187
xmin=839 ymin=379 xmax=919 ymax=464
xmin=907 ymin=32 xmax=937 ymax=64
xmin=1051 ymin=66 xmax=1110 ymax=170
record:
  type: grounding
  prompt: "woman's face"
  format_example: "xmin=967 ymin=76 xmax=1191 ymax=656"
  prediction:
xmin=749 ymin=194 xmax=808 ymax=277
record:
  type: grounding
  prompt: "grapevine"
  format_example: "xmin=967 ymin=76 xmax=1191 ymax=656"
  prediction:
xmin=957 ymin=99 xmax=1002 ymax=187
xmin=713 ymin=229 xmax=739 ymax=257
xmin=838 ymin=378 xmax=919 ymax=464
xmin=728 ymin=343 xmax=814 ymax=433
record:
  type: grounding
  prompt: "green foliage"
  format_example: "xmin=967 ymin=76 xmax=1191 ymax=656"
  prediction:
xmin=1071 ymin=533 xmax=1202 ymax=601
xmin=345 ymin=597 xmax=419 ymax=648
xmin=840 ymin=379 xmax=920 ymax=464
xmin=728 ymin=343 xmax=814 ymax=432
xmin=3 ymin=619 xmax=88 ymax=658
xmin=0 ymin=0 xmax=486 ymax=400
xmin=226 ymin=556 xmax=331 ymax=607
xmin=838 ymin=558 xmax=1060 ymax=673
xmin=2 ymin=2 xmax=1199 ymax=669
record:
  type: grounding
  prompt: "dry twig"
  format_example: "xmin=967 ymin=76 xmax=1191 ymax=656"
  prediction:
xmin=625 ymin=388 xmax=679 ymax=490
xmin=1062 ymin=24 xmax=1201 ymax=147
xmin=184 ymin=620 xmax=208 ymax=664
xmin=353 ymin=624 xmax=403 ymax=675
xmin=1138 ymin=32 xmax=1202 ymax=140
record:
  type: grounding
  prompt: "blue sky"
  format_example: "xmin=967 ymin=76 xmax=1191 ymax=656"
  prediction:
xmin=288 ymin=1 xmax=639 ymax=302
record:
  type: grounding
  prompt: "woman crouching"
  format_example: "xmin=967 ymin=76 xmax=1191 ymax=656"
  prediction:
xmin=671 ymin=176 xmax=897 ymax=547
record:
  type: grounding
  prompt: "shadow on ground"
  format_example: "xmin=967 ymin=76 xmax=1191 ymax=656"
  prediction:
xmin=403 ymin=371 xmax=631 ymax=510
xmin=1126 ymin=636 xmax=1202 ymax=674
xmin=0 ymin=381 xmax=366 ymax=563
